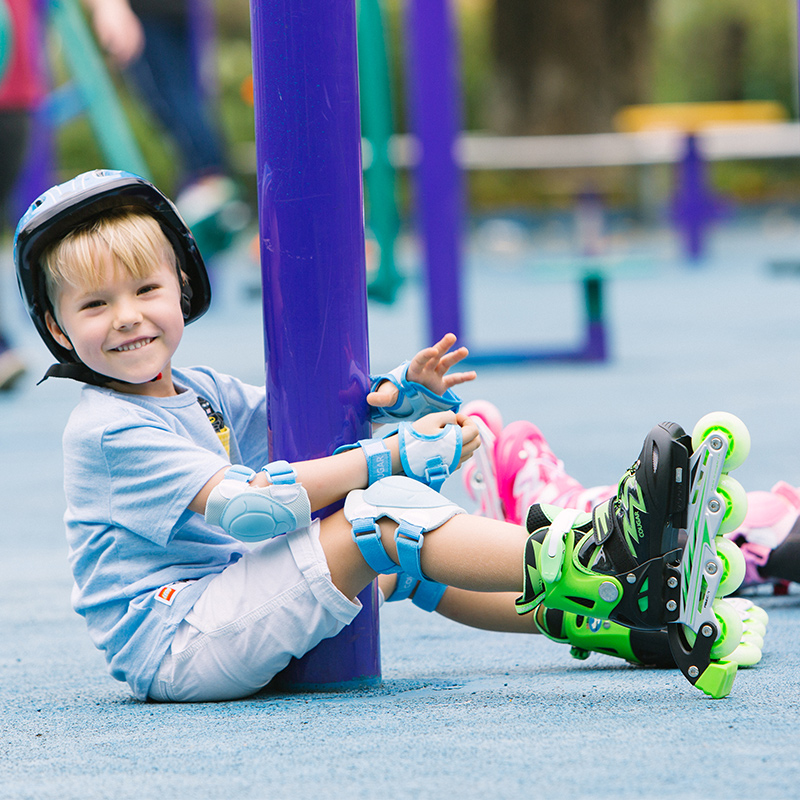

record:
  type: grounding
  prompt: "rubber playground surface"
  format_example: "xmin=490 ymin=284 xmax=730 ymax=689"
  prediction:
xmin=2 ymin=215 xmax=800 ymax=799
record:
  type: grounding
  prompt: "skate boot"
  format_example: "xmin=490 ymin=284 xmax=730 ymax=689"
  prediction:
xmin=462 ymin=401 xmax=505 ymax=521
xmin=535 ymin=598 xmax=767 ymax=670
xmin=534 ymin=605 xmax=675 ymax=667
xmin=517 ymin=412 xmax=751 ymax=698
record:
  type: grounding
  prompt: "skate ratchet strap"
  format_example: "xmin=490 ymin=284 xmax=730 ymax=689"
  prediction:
xmin=370 ymin=361 xmax=461 ymax=424
xmin=540 ymin=509 xmax=583 ymax=585
xmin=398 ymin=421 xmax=462 ymax=492
xmin=591 ymin=499 xmax=638 ymax=575
xmin=333 ymin=438 xmax=393 ymax=485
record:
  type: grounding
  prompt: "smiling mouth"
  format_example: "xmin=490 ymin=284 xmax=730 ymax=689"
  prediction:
xmin=113 ymin=337 xmax=155 ymax=352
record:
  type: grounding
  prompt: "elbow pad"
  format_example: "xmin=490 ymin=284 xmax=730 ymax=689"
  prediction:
xmin=205 ymin=461 xmax=312 ymax=542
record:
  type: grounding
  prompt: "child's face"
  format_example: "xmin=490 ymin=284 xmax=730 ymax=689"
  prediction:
xmin=46 ymin=249 xmax=185 ymax=396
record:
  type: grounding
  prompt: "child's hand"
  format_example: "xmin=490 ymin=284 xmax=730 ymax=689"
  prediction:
xmin=367 ymin=333 xmax=476 ymax=409
xmin=412 ymin=410 xmax=481 ymax=467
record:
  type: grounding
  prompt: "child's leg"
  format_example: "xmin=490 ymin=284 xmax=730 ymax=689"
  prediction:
xmin=335 ymin=415 xmax=751 ymax=697
xmin=319 ymin=506 xmax=529 ymax=603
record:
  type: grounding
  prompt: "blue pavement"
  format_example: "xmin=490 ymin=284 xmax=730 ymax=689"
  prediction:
xmin=2 ymin=215 xmax=800 ymax=799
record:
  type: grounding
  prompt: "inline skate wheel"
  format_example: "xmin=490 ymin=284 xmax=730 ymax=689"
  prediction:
xmin=684 ymin=598 xmax=744 ymax=661
xmin=692 ymin=412 xmax=751 ymax=472
xmin=714 ymin=536 xmax=746 ymax=597
xmin=708 ymin=599 xmax=744 ymax=660
xmin=716 ymin=474 xmax=748 ymax=535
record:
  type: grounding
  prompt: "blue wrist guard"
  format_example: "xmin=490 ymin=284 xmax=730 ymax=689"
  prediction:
xmin=333 ymin=438 xmax=393 ymax=485
xmin=398 ymin=421 xmax=462 ymax=492
xmin=370 ymin=361 xmax=461 ymax=424
xmin=205 ymin=460 xmax=312 ymax=542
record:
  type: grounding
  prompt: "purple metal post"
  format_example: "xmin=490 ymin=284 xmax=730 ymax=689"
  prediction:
xmin=670 ymin=133 xmax=723 ymax=261
xmin=249 ymin=0 xmax=380 ymax=688
xmin=405 ymin=0 xmax=465 ymax=344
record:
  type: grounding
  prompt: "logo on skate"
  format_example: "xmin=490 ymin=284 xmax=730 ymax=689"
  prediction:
xmin=587 ymin=617 xmax=602 ymax=633
xmin=618 ymin=477 xmax=646 ymax=552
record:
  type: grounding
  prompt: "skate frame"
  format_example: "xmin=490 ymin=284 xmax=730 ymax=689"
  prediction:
xmin=678 ymin=432 xmax=729 ymax=633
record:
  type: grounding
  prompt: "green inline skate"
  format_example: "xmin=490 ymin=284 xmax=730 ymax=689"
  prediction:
xmin=517 ymin=413 xmax=750 ymax=698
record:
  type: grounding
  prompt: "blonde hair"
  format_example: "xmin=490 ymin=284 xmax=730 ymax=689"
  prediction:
xmin=42 ymin=209 xmax=177 ymax=302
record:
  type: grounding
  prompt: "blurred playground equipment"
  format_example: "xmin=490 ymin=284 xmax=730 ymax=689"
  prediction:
xmin=351 ymin=3 xmax=799 ymax=364
xmin=614 ymin=100 xmax=789 ymax=260
xmin=40 ymin=0 xmax=149 ymax=171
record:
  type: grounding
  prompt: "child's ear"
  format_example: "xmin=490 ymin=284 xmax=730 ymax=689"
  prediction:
xmin=45 ymin=311 xmax=74 ymax=351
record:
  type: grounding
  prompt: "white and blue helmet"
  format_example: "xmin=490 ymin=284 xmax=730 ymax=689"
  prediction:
xmin=14 ymin=170 xmax=211 ymax=380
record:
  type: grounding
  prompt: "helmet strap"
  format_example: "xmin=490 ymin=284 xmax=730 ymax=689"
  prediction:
xmin=37 ymin=362 xmax=115 ymax=388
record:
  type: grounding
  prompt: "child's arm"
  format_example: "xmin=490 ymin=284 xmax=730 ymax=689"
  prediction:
xmin=189 ymin=410 xmax=481 ymax=516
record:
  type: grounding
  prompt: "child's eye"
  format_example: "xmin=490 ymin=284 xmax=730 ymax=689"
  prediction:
xmin=138 ymin=284 xmax=160 ymax=295
xmin=81 ymin=299 xmax=105 ymax=310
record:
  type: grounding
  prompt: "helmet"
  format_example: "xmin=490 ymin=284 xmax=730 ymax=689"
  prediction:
xmin=14 ymin=169 xmax=212 ymax=367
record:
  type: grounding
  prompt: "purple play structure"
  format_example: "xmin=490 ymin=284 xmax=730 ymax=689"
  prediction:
xmin=249 ymin=0 xmax=380 ymax=687
xmin=405 ymin=0 xmax=606 ymax=364
xmin=247 ymin=0 xmax=606 ymax=687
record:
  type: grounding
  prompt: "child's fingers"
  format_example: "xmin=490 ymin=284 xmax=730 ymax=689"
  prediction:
xmin=443 ymin=370 xmax=477 ymax=388
xmin=437 ymin=345 xmax=470 ymax=370
xmin=458 ymin=414 xmax=481 ymax=447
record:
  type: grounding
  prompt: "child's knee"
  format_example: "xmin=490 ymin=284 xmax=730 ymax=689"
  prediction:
xmin=343 ymin=475 xmax=465 ymax=582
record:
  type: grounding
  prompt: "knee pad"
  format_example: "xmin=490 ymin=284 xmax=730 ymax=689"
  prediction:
xmin=370 ymin=360 xmax=461 ymax=424
xmin=388 ymin=572 xmax=447 ymax=612
xmin=344 ymin=475 xmax=465 ymax=581
xmin=398 ymin=421 xmax=462 ymax=491
xmin=205 ymin=461 xmax=312 ymax=542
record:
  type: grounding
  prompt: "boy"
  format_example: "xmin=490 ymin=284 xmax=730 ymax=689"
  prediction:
xmin=15 ymin=170 xmax=747 ymax=701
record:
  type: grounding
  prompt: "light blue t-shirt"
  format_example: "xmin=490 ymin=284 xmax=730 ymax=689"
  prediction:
xmin=62 ymin=366 xmax=269 ymax=700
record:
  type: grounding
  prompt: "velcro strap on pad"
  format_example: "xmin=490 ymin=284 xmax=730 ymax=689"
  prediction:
xmin=350 ymin=517 xmax=402 ymax=574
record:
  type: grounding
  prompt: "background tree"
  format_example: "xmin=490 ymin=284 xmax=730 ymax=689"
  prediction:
xmin=487 ymin=0 xmax=655 ymax=135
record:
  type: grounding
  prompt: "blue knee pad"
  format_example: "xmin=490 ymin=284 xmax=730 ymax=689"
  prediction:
xmin=344 ymin=475 xmax=465 ymax=581
xmin=388 ymin=572 xmax=447 ymax=612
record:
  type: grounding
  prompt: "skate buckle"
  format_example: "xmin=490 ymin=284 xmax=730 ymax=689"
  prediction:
xmin=541 ymin=509 xmax=582 ymax=584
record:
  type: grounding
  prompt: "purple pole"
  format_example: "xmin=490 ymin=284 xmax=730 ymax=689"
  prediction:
xmin=405 ymin=0 xmax=465 ymax=344
xmin=249 ymin=0 xmax=380 ymax=688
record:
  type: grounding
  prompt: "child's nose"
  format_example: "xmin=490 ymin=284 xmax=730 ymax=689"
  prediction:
xmin=113 ymin=297 xmax=143 ymax=328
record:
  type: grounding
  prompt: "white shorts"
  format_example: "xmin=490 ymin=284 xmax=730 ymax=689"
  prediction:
xmin=148 ymin=522 xmax=361 ymax=702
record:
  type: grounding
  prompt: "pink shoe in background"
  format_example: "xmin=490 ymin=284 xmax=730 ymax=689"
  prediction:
xmin=727 ymin=481 xmax=800 ymax=591
xmin=462 ymin=401 xmax=505 ymax=520
xmin=494 ymin=421 xmax=614 ymax=525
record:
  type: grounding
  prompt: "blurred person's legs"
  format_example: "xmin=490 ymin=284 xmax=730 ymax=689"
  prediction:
xmin=0 ymin=109 xmax=30 ymax=391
